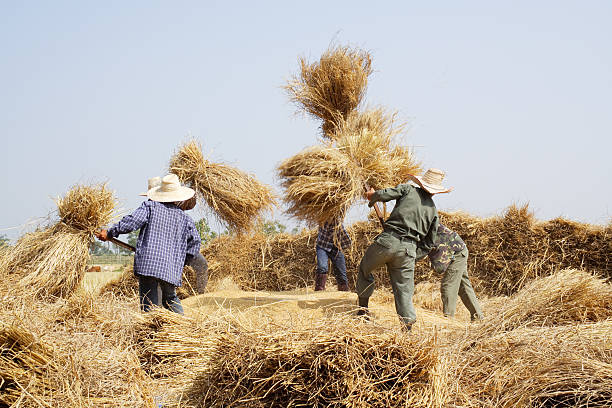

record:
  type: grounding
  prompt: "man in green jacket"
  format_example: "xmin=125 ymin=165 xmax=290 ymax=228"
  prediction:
xmin=356 ymin=169 xmax=451 ymax=331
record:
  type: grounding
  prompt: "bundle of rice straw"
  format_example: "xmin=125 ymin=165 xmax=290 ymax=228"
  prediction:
xmin=277 ymin=144 xmax=362 ymax=225
xmin=285 ymin=45 xmax=372 ymax=138
xmin=454 ymin=321 xmax=612 ymax=407
xmin=1 ymin=183 xmax=115 ymax=299
xmin=479 ymin=269 xmax=612 ymax=334
xmin=180 ymin=316 xmax=449 ymax=408
xmin=169 ymin=140 xmax=277 ymax=234
xmin=0 ymin=321 xmax=55 ymax=406
xmin=335 ymin=108 xmax=421 ymax=190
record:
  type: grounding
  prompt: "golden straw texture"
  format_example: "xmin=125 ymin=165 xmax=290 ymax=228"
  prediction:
xmin=285 ymin=45 xmax=372 ymax=138
xmin=277 ymin=144 xmax=362 ymax=226
xmin=1 ymin=183 xmax=116 ymax=299
xmin=169 ymin=140 xmax=277 ymax=234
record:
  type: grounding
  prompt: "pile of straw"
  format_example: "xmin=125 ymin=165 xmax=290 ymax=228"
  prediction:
xmin=169 ymin=140 xmax=277 ymax=234
xmin=480 ymin=269 xmax=612 ymax=333
xmin=0 ymin=291 xmax=153 ymax=407
xmin=277 ymin=144 xmax=362 ymax=225
xmin=1 ymin=183 xmax=115 ymax=299
xmin=199 ymin=206 xmax=610 ymax=297
xmin=455 ymin=321 xmax=612 ymax=407
xmin=0 ymin=321 xmax=55 ymax=406
xmin=181 ymin=317 xmax=448 ymax=408
xmin=285 ymin=45 xmax=372 ymax=138
xmin=439 ymin=204 xmax=612 ymax=295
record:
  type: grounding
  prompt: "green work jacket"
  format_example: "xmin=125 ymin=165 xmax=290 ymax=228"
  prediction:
xmin=368 ymin=183 xmax=439 ymax=251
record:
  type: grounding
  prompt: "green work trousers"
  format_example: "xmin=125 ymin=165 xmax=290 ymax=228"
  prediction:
xmin=356 ymin=232 xmax=417 ymax=325
xmin=440 ymin=247 xmax=483 ymax=320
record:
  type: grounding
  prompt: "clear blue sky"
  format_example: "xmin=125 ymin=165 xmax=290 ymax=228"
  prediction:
xmin=2 ymin=1 xmax=611 ymax=239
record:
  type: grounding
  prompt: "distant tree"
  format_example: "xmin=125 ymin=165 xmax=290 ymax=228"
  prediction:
xmin=90 ymin=240 xmax=113 ymax=255
xmin=260 ymin=220 xmax=287 ymax=235
xmin=0 ymin=234 xmax=10 ymax=247
xmin=195 ymin=218 xmax=218 ymax=245
xmin=117 ymin=230 xmax=140 ymax=255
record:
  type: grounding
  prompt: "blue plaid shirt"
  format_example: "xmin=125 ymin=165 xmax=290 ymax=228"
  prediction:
xmin=316 ymin=220 xmax=351 ymax=252
xmin=107 ymin=200 xmax=201 ymax=286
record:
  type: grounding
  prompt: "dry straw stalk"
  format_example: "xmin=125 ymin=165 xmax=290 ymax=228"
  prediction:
xmin=169 ymin=140 xmax=277 ymax=234
xmin=1 ymin=183 xmax=116 ymax=299
xmin=285 ymin=45 xmax=372 ymax=138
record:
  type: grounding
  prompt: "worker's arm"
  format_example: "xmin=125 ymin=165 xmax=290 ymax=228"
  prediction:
xmin=368 ymin=184 xmax=411 ymax=207
xmin=419 ymin=214 xmax=440 ymax=254
xmin=185 ymin=218 xmax=201 ymax=258
xmin=99 ymin=202 xmax=150 ymax=241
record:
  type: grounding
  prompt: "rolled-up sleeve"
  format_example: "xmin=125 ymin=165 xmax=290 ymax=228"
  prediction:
xmin=368 ymin=184 xmax=411 ymax=207
xmin=107 ymin=202 xmax=149 ymax=239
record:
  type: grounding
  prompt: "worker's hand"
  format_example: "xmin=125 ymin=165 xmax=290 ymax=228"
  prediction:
xmin=365 ymin=187 xmax=375 ymax=201
xmin=96 ymin=229 xmax=108 ymax=241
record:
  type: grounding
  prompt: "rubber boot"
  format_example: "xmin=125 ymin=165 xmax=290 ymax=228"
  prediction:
xmin=315 ymin=274 xmax=327 ymax=291
xmin=337 ymin=281 xmax=349 ymax=291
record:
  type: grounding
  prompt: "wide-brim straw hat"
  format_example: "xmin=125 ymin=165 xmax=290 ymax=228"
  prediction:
xmin=407 ymin=168 xmax=452 ymax=195
xmin=139 ymin=177 xmax=162 ymax=196
xmin=147 ymin=174 xmax=195 ymax=203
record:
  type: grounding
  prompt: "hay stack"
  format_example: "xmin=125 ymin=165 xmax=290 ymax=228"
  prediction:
xmin=277 ymin=144 xmax=362 ymax=225
xmin=285 ymin=45 xmax=372 ymax=138
xmin=440 ymin=205 xmax=612 ymax=295
xmin=480 ymin=269 xmax=612 ymax=333
xmin=0 ymin=322 xmax=55 ymax=406
xmin=455 ymin=321 xmax=612 ymax=407
xmin=182 ymin=317 xmax=448 ymax=408
xmin=1 ymin=183 xmax=115 ymax=299
xmin=202 ymin=207 xmax=611 ymax=296
xmin=169 ymin=140 xmax=277 ymax=234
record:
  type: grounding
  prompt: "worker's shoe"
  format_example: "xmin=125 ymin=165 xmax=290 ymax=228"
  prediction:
xmin=400 ymin=318 xmax=415 ymax=332
xmin=314 ymin=273 xmax=327 ymax=291
xmin=470 ymin=313 xmax=484 ymax=323
xmin=356 ymin=307 xmax=370 ymax=321
xmin=337 ymin=281 xmax=349 ymax=291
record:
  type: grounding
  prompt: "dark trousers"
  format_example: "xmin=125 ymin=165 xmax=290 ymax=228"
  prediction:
xmin=316 ymin=245 xmax=348 ymax=284
xmin=138 ymin=275 xmax=184 ymax=315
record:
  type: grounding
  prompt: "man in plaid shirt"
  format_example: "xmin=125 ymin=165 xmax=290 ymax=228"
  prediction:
xmin=315 ymin=218 xmax=351 ymax=291
xmin=96 ymin=174 xmax=200 ymax=314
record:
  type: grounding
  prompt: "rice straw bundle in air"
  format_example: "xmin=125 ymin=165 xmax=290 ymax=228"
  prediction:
xmin=285 ymin=45 xmax=372 ymax=138
xmin=1 ymin=183 xmax=115 ymax=299
xmin=169 ymin=140 xmax=276 ymax=234
xmin=335 ymin=108 xmax=421 ymax=189
xmin=277 ymin=144 xmax=362 ymax=225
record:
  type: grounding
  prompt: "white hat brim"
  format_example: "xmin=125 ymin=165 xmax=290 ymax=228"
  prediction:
xmin=407 ymin=174 xmax=452 ymax=195
xmin=147 ymin=186 xmax=195 ymax=202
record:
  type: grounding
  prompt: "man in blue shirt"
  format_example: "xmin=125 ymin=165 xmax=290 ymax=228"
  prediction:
xmin=96 ymin=174 xmax=201 ymax=314
xmin=315 ymin=219 xmax=351 ymax=291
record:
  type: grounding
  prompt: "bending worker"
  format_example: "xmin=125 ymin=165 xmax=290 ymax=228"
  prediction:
xmin=356 ymin=169 xmax=451 ymax=331
xmin=417 ymin=223 xmax=484 ymax=321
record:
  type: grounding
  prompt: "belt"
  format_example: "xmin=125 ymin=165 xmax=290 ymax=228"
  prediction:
xmin=384 ymin=229 xmax=414 ymax=242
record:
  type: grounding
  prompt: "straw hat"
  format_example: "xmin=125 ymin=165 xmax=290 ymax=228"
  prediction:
xmin=147 ymin=174 xmax=195 ymax=203
xmin=139 ymin=177 xmax=162 ymax=196
xmin=407 ymin=168 xmax=452 ymax=195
